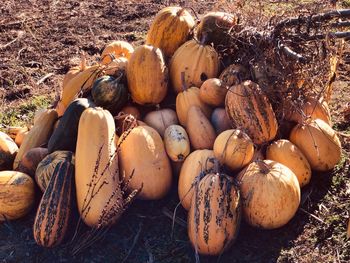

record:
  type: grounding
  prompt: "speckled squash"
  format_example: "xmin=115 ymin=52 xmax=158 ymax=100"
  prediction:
xmin=101 ymin=40 xmax=134 ymax=65
xmin=170 ymin=40 xmax=219 ymax=94
xmin=219 ymin=64 xmax=249 ymax=88
xmin=0 ymin=171 xmax=35 ymax=221
xmin=13 ymin=109 xmax=57 ymax=169
xmin=119 ymin=125 xmax=172 ymax=200
xmin=237 ymin=160 xmax=300 ymax=229
xmin=266 ymin=139 xmax=311 ymax=187
xmin=188 ymin=172 xmax=241 ymax=255
xmin=178 ymin=149 xmax=215 ymax=211
xmin=213 ymin=129 xmax=254 ymax=171
xmin=176 ymin=86 xmax=212 ymax=127
xmin=126 ymin=45 xmax=168 ymax=105
xmin=0 ymin=132 xmax=18 ymax=171
xmin=225 ymin=80 xmax=278 ymax=145
xmin=146 ymin=7 xmax=195 ymax=57
xmin=289 ymin=119 xmax=341 ymax=171
xmin=164 ymin=125 xmax=190 ymax=162
xmin=33 ymin=160 xmax=74 ymax=247
xmin=143 ymin=108 xmax=178 ymax=137
xmin=35 ymin=151 xmax=74 ymax=192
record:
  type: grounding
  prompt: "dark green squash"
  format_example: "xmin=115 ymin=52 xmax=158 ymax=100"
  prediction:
xmin=33 ymin=160 xmax=74 ymax=247
xmin=35 ymin=151 xmax=74 ymax=192
xmin=91 ymin=74 xmax=128 ymax=114
xmin=48 ymin=98 xmax=94 ymax=153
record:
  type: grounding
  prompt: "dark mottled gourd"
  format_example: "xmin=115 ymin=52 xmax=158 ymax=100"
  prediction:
xmin=91 ymin=75 xmax=128 ymax=114
xmin=35 ymin=151 xmax=74 ymax=192
xmin=48 ymin=98 xmax=94 ymax=153
xmin=33 ymin=160 xmax=74 ymax=247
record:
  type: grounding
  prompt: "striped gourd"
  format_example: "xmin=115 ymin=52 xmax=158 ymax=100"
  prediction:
xmin=225 ymin=80 xmax=278 ymax=145
xmin=33 ymin=160 xmax=74 ymax=247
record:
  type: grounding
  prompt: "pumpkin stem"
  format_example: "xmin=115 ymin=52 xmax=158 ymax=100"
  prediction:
xmin=180 ymin=71 xmax=187 ymax=92
xmin=256 ymin=160 xmax=270 ymax=174
xmin=176 ymin=8 xmax=186 ymax=17
xmin=200 ymin=33 xmax=208 ymax=45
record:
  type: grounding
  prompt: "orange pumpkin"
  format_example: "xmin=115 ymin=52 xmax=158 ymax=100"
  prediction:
xmin=101 ymin=40 xmax=134 ymax=65
xmin=199 ymin=78 xmax=227 ymax=107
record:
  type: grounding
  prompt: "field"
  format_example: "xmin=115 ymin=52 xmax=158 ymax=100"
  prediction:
xmin=0 ymin=0 xmax=350 ymax=262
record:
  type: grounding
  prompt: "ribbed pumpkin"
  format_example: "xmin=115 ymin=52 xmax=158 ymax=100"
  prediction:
xmin=199 ymin=78 xmax=227 ymax=107
xmin=225 ymin=80 xmax=278 ymax=145
xmin=164 ymin=125 xmax=190 ymax=162
xmin=267 ymin=139 xmax=311 ymax=187
xmin=211 ymin=108 xmax=232 ymax=134
xmin=285 ymin=97 xmax=332 ymax=125
xmin=146 ymin=7 xmax=195 ymax=58
xmin=170 ymin=40 xmax=219 ymax=94
xmin=290 ymin=119 xmax=341 ymax=171
xmin=196 ymin=12 xmax=239 ymax=46
xmin=0 ymin=131 xmax=18 ymax=171
xmin=48 ymin=98 xmax=94 ymax=153
xmin=101 ymin=40 xmax=134 ymax=65
xmin=186 ymin=106 xmax=216 ymax=150
xmin=213 ymin=129 xmax=254 ymax=171
xmin=178 ymin=149 xmax=215 ymax=211
xmin=13 ymin=109 xmax=57 ymax=169
xmin=143 ymin=108 xmax=178 ymax=137
xmin=76 ymin=107 xmax=122 ymax=227
xmin=238 ymin=160 xmax=300 ymax=229
xmin=91 ymin=75 xmax=128 ymax=114
xmin=17 ymin=147 xmax=48 ymax=177
xmin=35 ymin=151 xmax=74 ymax=192
xmin=0 ymin=171 xmax=35 ymax=221
xmin=176 ymin=86 xmax=212 ymax=127
xmin=126 ymin=45 xmax=168 ymax=105
xmin=219 ymin=64 xmax=249 ymax=88
xmin=119 ymin=125 xmax=172 ymax=200
xmin=33 ymin=160 xmax=74 ymax=247
xmin=188 ymin=171 xmax=241 ymax=255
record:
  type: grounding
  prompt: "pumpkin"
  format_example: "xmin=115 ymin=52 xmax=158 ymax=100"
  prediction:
xmin=62 ymin=65 xmax=82 ymax=92
xmin=5 ymin=126 xmax=28 ymax=140
xmin=104 ymin=57 xmax=128 ymax=76
xmin=164 ymin=125 xmax=190 ymax=162
xmin=126 ymin=45 xmax=168 ymax=105
xmin=13 ymin=109 xmax=57 ymax=169
xmin=188 ymin=171 xmax=241 ymax=255
xmin=176 ymin=86 xmax=212 ymax=127
xmin=196 ymin=11 xmax=239 ymax=46
xmin=48 ymin=98 xmax=94 ymax=153
xmin=285 ymin=97 xmax=331 ymax=125
xmin=289 ymin=119 xmax=341 ymax=171
xmin=178 ymin=149 xmax=215 ymax=211
xmin=146 ymin=7 xmax=195 ymax=58
xmin=91 ymin=75 xmax=128 ymax=114
xmin=17 ymin=147 xmax=48 ymax=177
xmin=170 ymin=40 xmax=219 ymax=94
xmin=101 ymin=40 xmax=134 ymax=65
xmin=0 ymin=132 xmax=18 ymax=171
xmin=219 ymin=64 xmax=249 ymax=88
xmin=237 ymin=160 xmax=300 ymax=229
xmin=119 ymin=125 xmax=172 ymax=200
xmin=76 ymin=107 xmax=122 ymax=227
xmin=199 ymin=78 xmax=227 ymax=107
xmin=0 ymin=171 xmax=35 ymax=221
xmin=266 ymin=139 xmax=311 ymax=187
xmin=186 ymin=106 xmax=216 ymax=150
xmin=211 ymin=108 xmax=231 ymax=134
xmin=143 ymin=108 xmax=178 ymax=137
xmin=225 ymin=80 xmax=278 ymax=145
xmin=213 ymin=129 xmax=254 ymax=171
xmin=15 ymin=129 xmax=29 ymax=147
xmin=36 ymin=151 xmax=74 ymax=192
xmin=33 ymin=160 xmax=74 ymax=247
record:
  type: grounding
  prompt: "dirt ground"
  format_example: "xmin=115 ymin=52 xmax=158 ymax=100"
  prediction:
xmin=0 ymin=0 xmax=350 ymax=262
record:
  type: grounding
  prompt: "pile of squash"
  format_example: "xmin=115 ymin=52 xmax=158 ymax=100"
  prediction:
xmin=0 ymin=6 xmax=342 ymax=257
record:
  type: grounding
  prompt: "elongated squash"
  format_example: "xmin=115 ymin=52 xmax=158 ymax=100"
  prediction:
xmin=0 ymin=171 xmax=35 ymax=221
xmin=75 ymin=107 xmax=122 ymax=227
xmin=164 ymin=125 xmax=190 ymax=162
xmin=5 ymin=126 xmax=28 ymax=140
xmin=0 ymin=132 xmax=18 ymax=170
xmin=13 ymin=109 xmax=57 ymax=169
xmin=33 ymin=160 xmax=74 ymax=247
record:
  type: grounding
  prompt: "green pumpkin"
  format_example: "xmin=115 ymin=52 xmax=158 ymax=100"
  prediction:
xmin=91 ymin=74 xmax=128 ymax=114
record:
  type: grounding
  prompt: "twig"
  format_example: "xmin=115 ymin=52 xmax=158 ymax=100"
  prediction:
xmin=121 ymin=224 xmax=143 ymax=263
xmin=279 ymin=44 xmax=307 ymax=63
xmin=162 ymin=207 xmax=187 ymax=228
xmin=36 ymin=73 xmax=54 ymax=85
xmin=299 ymin=208 xmax=325 ymax=224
